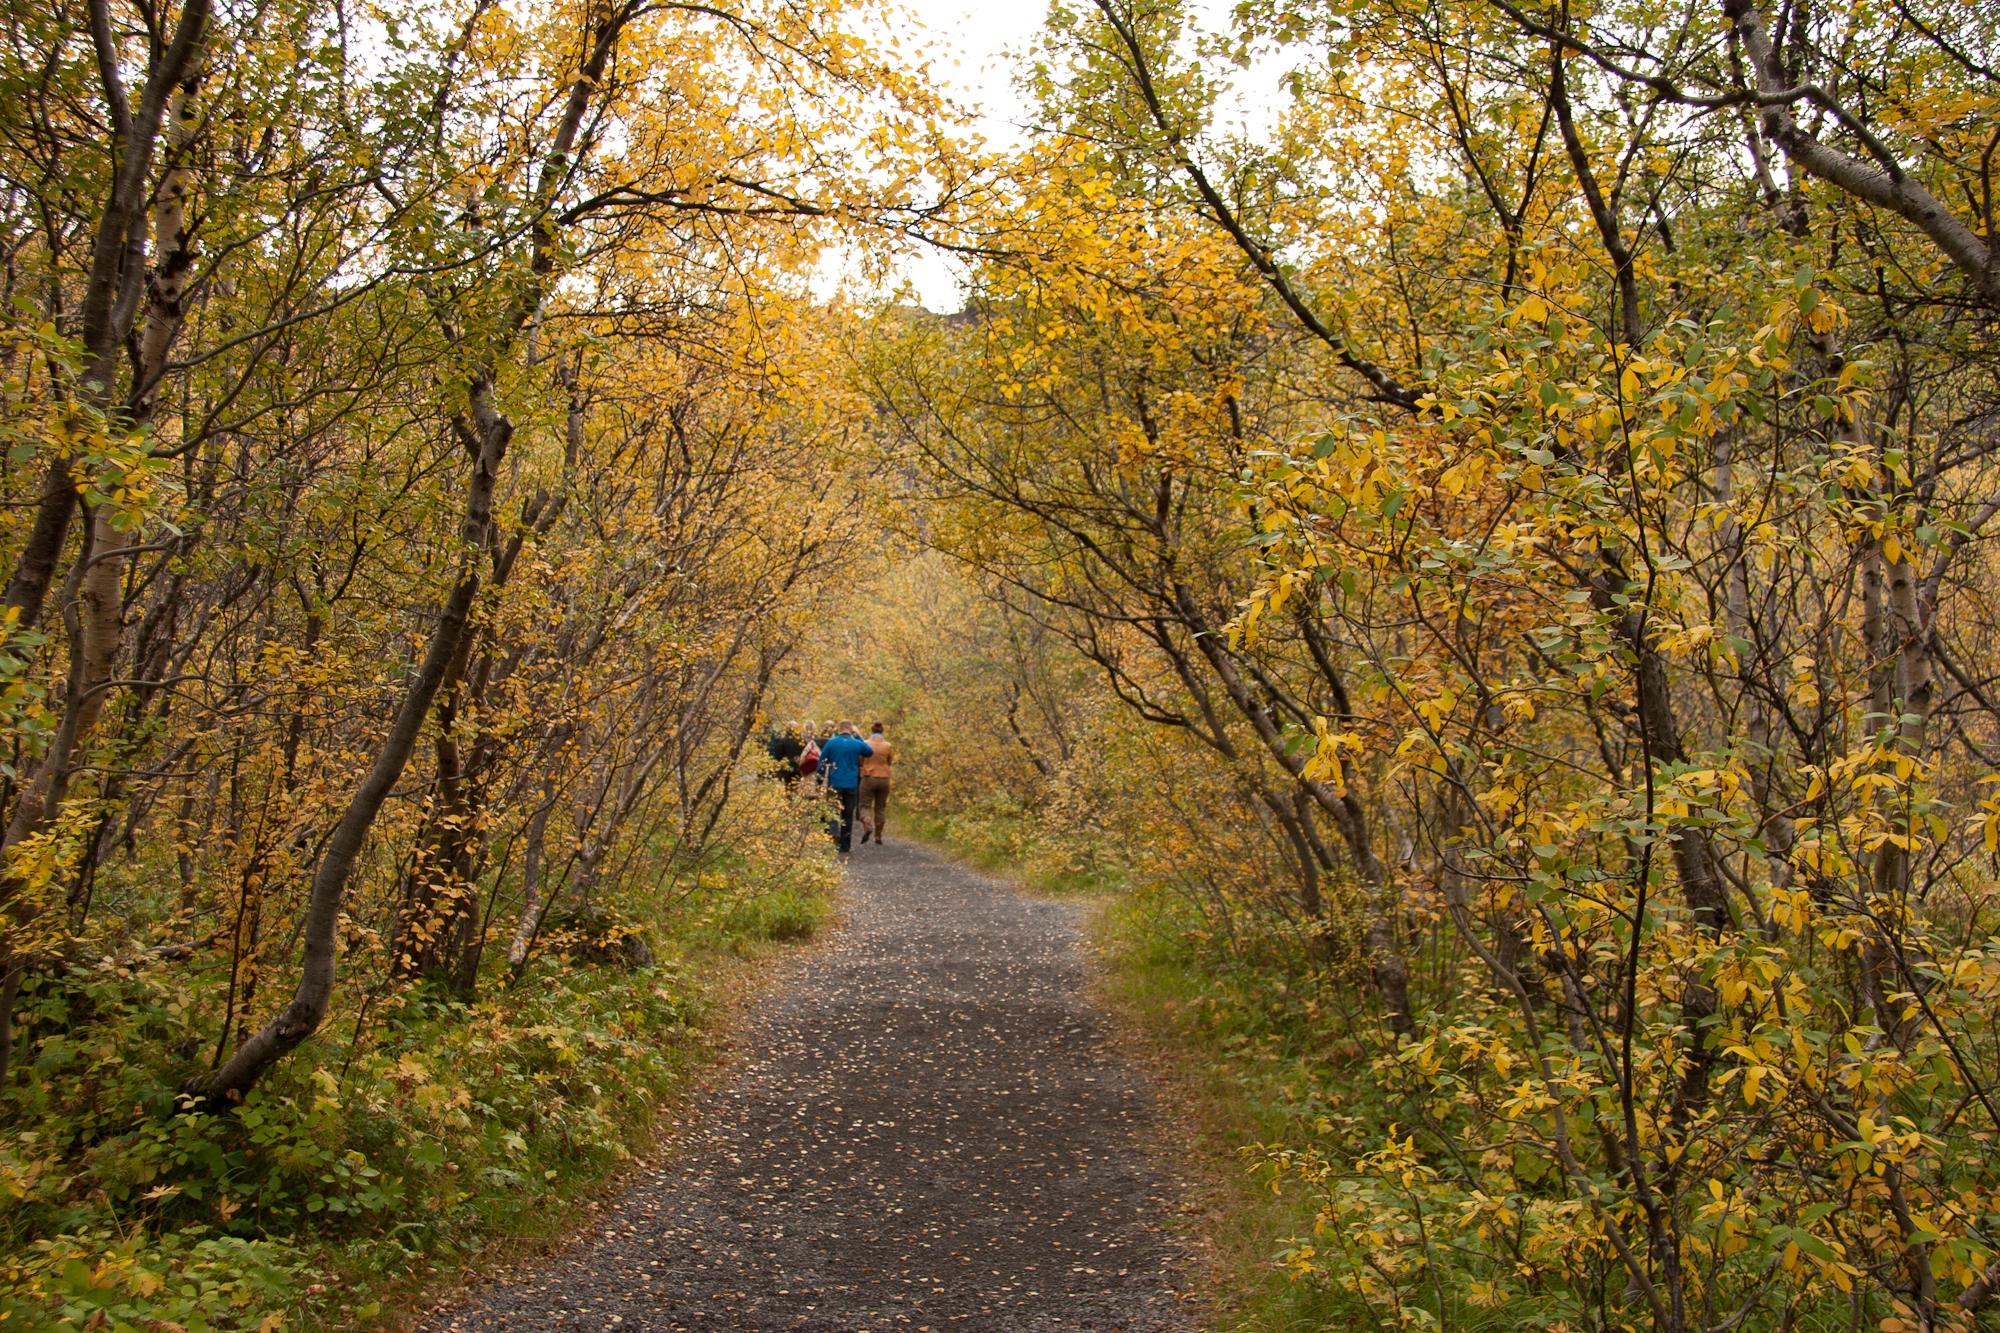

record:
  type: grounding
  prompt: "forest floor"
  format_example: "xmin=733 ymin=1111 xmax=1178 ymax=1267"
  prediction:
xmin=408 ymin=838 xmax=1194 ymax=1332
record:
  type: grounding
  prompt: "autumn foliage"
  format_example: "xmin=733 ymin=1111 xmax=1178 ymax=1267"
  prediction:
xmin=853 ymin=0 xmax=2000 ymax=1330
xmin=9 ymin=0 xmax=2000 ymax=1324
xmin=0 ymin=0 xmax=953 ymax=1321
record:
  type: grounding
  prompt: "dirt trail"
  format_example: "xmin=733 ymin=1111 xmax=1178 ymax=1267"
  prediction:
xmin=419 ymin=839 xmax=1191 ymax=1331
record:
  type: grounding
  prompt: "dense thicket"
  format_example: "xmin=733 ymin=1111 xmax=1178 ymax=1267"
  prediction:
xmin=861 ymin=0 xmax=2000 ymax=1330
xmin=0 ymin=0 xmax=949 ymax=1320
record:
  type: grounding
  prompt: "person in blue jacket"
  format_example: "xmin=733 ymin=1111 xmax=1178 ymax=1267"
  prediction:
xmin=816 ymin=720 xmax=876 ymax=854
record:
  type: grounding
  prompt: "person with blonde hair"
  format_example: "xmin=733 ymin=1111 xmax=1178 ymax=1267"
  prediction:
xmin=815 ymin=719 xmax=876 ymax=854
xmin=795 ymin=720 xmax=820 ymax=779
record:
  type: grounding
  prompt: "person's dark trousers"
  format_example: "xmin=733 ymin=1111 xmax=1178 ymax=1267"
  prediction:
xmin=858 ymin=775 xmax=890 ymax=841
xmin=832 ymin=786 xmax=861 ymax=852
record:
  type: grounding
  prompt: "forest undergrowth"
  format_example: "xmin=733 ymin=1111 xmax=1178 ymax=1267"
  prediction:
xmin=2 ymin=795 xmax=839 ymax=1332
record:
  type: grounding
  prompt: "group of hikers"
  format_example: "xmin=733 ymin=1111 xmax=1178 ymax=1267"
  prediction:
xmin=766 ymin=720 xmax=894 ymax=854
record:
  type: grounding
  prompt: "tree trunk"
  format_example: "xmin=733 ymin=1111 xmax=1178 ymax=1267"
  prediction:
xmin=505 ymin=786 xmax=553 ymax=976
xmin=1172 ymin=584 xmax=1416 ymax=1036
xmin=200 ymin=393 xmax=511 ymax=1106
xmin=200 ymin=538 xmax=485 ymax=1105
xmin=199 ymin=0 xmax=637 ymax=1098
xmin=0 ymin=12 xmax=208 ymax=1069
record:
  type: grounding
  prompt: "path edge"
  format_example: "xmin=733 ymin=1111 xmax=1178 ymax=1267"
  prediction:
xmin=381 ymin=880 xmax=855 ymax=1332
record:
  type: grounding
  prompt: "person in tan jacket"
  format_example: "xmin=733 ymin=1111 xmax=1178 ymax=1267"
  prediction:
xmin=856 ymin=722 xmax=894 ymax=845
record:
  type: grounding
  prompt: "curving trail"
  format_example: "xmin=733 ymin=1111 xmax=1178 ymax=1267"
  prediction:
xmin=420 ymin=839 xmax=1191 ymax=1332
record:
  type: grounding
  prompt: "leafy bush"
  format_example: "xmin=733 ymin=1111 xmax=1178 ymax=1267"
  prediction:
xmin=0 ymin=1227 xmax=322 ymax=1332
xmin=0 ymin=842 xmax=837 ymax=1329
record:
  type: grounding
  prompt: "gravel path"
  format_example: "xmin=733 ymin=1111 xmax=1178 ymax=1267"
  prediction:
xmin=420 ymin=839 xmax=1190 ymax=1332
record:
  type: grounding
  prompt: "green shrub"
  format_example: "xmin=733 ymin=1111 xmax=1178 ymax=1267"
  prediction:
xmin=0 ymin=851 xmax=834 ymax=1329
xmin=0 ymin=1226 xmax=325 ymax=1331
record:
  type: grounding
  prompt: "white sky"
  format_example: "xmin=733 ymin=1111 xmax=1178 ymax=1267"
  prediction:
xmin=880 ymin=0 xmax=1043 ymax=310
xmin=877 ymin=0 xmax=1289 ymax=311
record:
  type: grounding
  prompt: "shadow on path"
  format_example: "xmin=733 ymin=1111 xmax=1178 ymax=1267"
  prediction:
xmin=419 ymin=839 xmax=1190 ymax=1331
